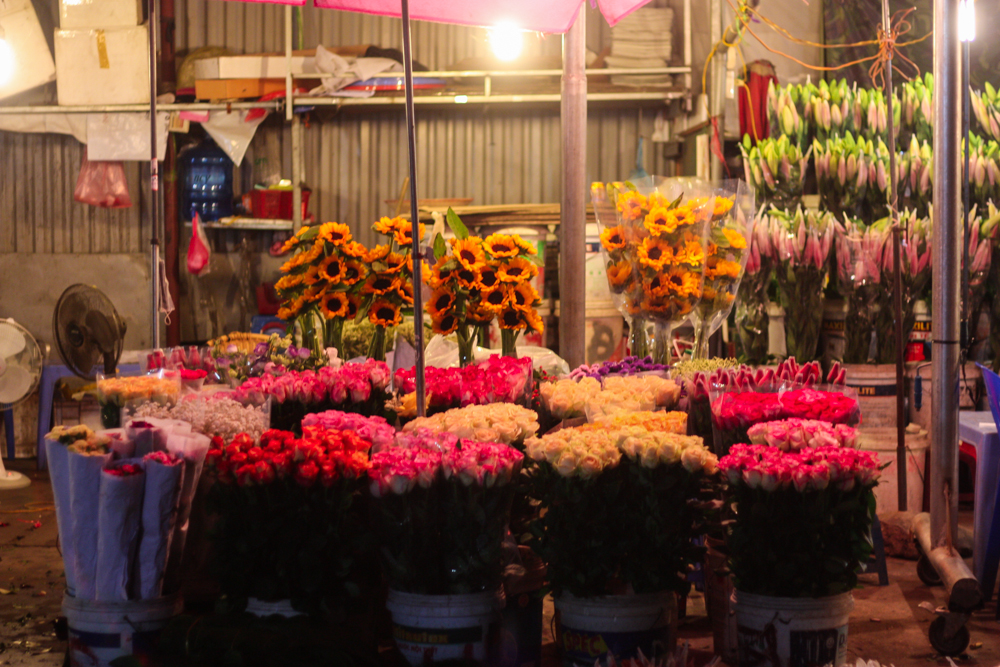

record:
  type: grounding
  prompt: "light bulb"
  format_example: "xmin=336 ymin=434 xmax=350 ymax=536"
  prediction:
xmin=958 ymin=0 xmax=976 ymax=42
xmin=0 ymin=32 xmax=15 ymax=88
xmin=489 ymin=23 xmax=524 ymax=62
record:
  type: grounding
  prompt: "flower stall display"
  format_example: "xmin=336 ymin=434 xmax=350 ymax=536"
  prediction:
xmin=401 ymin=403 xmax=540 ymax=447
xmin=741 ymin=135 xmax=810 ymax=211
xmin=671 ymin=358 xmax=740 ymax=439
xmin=363 ymin=216 xmax=423 ymax=360
xmin=898 ymin=137 xmax=933 ymax=217
xmin=131 ymin=392 xmax=270 ymax=442
xmin=391 ymin=355 xmax=533 ymax=418
xmin=144 ymin=346 xmax=222 ymax=386
xmin=301 ymin=410 xmax=396 ymax=451
xmin=735 ymin=216 xmax=773 ymax=365
xmin=747 ymin=418 xmax=858 ymax=451
xmin=426 ymin=211 xmax=544 ymax=361
xmin=761 ymin=207 xmax=834 ymax=362
xmin=213 ymin=334 xmax=337 ymax=384
xmin=234 ymin=360 xmax=392 ymax=431
xmin=568 ymin=355 xmax=668 ymax=380
xmin=96 ymin=374 xmax=181 ymax=428
xmin=901 ymin=73 xmax=933 ymax=145
xmin=720 ymin=443 xmax=881 ymax=667
xmin=767 ymin=81 xmax=815 ymax=152
xmin=538 ymin=376 xmax=602 ymax=423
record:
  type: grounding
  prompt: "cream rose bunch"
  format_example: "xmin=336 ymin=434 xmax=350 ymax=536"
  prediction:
xmin=402 ymin=403 xmax=540 ymax=446
xmin=538 ymin=377 xmax=602 ymax=421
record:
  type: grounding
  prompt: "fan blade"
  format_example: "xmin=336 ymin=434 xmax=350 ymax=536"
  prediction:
xmin=0 ymin=324 xmax=26 ymax=359
xmin=0 ymin=365 xmax=32 ymax=404
xmin=86 ymin=311 xmax=118 ymax=354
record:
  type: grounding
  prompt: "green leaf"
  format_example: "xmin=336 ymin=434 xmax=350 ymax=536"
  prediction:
xmin=433 ymin=233 xmax=447 ymax=260
xmin=446 ymin=208 xmax=470 ymax=240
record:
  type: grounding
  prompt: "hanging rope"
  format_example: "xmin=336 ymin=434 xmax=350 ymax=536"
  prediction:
xmin=868 ymin=7 xmax=923 ymax=89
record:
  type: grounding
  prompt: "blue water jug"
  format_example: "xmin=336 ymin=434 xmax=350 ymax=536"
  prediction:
xmin=180 ymin=139 xmax=234 ymax=221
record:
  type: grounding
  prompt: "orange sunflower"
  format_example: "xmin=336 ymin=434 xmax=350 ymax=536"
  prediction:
xmin=428 ymin=289 xmax=456 ymax=317
xmin=671 ymin=205 xmax=698 ymax=228
xmin=302 ymin=285 xmax=324 ymax=303
xmin=319 ymin=222 xmax=352 ymax=246
xmin=366 ymin=244 xmax=391 ymax=264
xmin=455 ymin=265 xmax=481 ymax=290
xmin=482 ymin=234 xmax=520 ymax=259
xmin=478 ymin=265 xmax=500 ymax=291
xmin=277 ymin=306 xmax=297 ymax=320
xmin=644 ymin=206 xmax=680 ymax=236
xmin=373 ymin=216 xmax=400 ymax=235
xmin=498 ymin=308 xmax=528 ymax=331
xmin=600 ymin=226 xmax=627 ymax=251
xmin=722 ymin=228 xmax=747 ymax=249
xmin=482 ymin=285 xmax=511 ymax=311
xmin=525 ymin=309 xmax=544 ymax=333
xmin=426 ymin=258 xmax=456 ymax=288
xmin=616 ymin=191 xmax=646 ymax=221
xmin=451 ymin=238 xmax=487 ymax=271
xmin=383 ymin=253 xmax=408 ymax=274
xmin=664 ymin=267 xmax=702 ymax=298
xmin=319 ymin=255 xmax=344 ymax=283
xmin=675 ymin=240 xmax=705 ymax=267
xmin=512 ymin=235 xmax=537 ymax=256
xmin=341 ymin=260 xmax=367 ymax=285
xmin=496 ymin=257 xmax=537 ymax=283
xmin=637 ymin=237 xmax=674 ymax=271
xmin=705 ymin=258 xmax=742 ymax=280
xmin=510 ymin=283 xmax=538 ymax=311
xmin=344 ymin=295 xmax=362 ymax=321
xmin=466 ymin=301 xmax=496 ymax=324
xmin=320 ymin=292 xmax=350 ymax=319
xmin=393 ymin=220 xmax=426 ymax=247
xmin=342 ymin=241 xmax=369 ymax=259
xmin=431 ymin=312 xmax=459 ymax=335
xmin=302 ymin=265 xmax=322 ymax=286
xmin=397 ymin=282 xmax=414 ymax=304
xmin=607 ymin=260 xmax=634 ymax=293
xmin=275 ymin=274 xmax=304 ymax=291
xmin=369 ymin=300 xmax=402 ymax=327
xmin=362 ymin=274 xmax=401 ymax=296
xmin=643 ymin=274 xmax=672 ymax=299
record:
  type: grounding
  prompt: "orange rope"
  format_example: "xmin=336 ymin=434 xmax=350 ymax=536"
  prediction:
xmin=868 ymin=8 xmax=923 ymax=87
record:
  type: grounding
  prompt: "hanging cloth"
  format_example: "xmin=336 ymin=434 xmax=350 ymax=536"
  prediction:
xmin=739 ymin=60 xmax=778 ymax=142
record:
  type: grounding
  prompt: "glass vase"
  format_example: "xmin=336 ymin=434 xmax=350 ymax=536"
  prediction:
xmin=456 ymin=325 xmax=476 ymax=367
xmin=324 ymin=318 xmax=344 ymax=360
xmin=367 ymin=325 xmax=387 ymax=361
xmin=501 ymin=329 xmax=519 ymax=358
xmin=629 ymin=317 xmax=649 ymax=358
xmin=652 ymin=322 xmax=672 ymax=365
xmin=691 ymin=314 xmax=712 ymax=361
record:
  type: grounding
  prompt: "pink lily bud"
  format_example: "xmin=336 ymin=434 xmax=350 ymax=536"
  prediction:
xmin=921 ymin=97 xmax=931 ymax=121
xmin=919 ymin=167 xmax=931 ymax=195
xmin=987 ymin=161 xmax=998 ymax=187
xmin=877 ymin=160 xmax=887 ymax=191
xmin=857 ymin=160 xmax=868 ymax=189
xmin=761 ymin=161 xmax=776 ymax=189
xmin=976 ymin=159 xmax=987 ymax=187
xmin=838 ymin=157 xmax=848 ymax=186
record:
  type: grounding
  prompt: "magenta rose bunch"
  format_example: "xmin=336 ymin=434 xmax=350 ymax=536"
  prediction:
xmin=779 ymin=387 xmax=860 ymax=424
xmin=719 ymin=442 xmax=880 ymax=597
xmin=747 ymin=418 xmax=858 ymax=451
xmin=392 ymin=355 xmax=533 ymax=418
xmin=369 ymin=430 xmax=523 ymax=594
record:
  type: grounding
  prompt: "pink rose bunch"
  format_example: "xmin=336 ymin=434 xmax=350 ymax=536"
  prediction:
xmin=747 ymin=418 xmax=858 ymax=451
xmin=143 ymin=451 xmax=181 ymax=466
xmin=711 ymin=391 xmax=784 ymax=430
xmin=779 ymin=387 xmax=860 ymax=424
xmin=393 ymin=355 xmax=532 ymax=411
xmin=302 ymin=410 xmax=396 ymax=451
xmin=233 ymin=360 xmax=392 ymax=406
xmin=441 ymin=441 xmax=524 ymax=488
xmin=719 ymin=443 xmax=880 ymax=493
xmin=105 ymin=462 xmax=144 ymax=477
xmin=402 ymin=404 xmax=539 ymax=445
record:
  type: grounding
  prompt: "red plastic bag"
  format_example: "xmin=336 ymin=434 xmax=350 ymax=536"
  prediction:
xmin=73 ymin=148 xmax=133 ymax=208
xmin=187 ymin=212 xmax=211 ymax=275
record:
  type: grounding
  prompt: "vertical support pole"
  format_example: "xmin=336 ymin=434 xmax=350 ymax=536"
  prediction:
xmin=683 ymin=0 xmax=692 ymax=108
xmin=401 ymin=0 xmax=426 ymax=417
xmin=149 ymin=0 xmax=160 ymax=349
xmin=292 ymin=115 xmax=303 ymax=230
xmin=961 ymin=40 xmax=971 ymax=352
xmin=284 ymin=5 xmax=293 ymax=123
xmin=560 ymin=5 xmax=587 ymax=370
xmin=931 ymin=0 xmax=962 ymax=548
xmin=709 ymin=0 xmax=725 ymax=181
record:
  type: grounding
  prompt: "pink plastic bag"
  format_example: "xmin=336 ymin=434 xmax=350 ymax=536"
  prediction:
xmin=73 ymin=148 xmax=133 ymax=208
xmin=187 ymin=212 xmax=211 ymax=275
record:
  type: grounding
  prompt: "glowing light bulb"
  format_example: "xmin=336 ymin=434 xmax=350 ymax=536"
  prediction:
xmin=958 ymin=0 xmax=976 ymax=42
xmin=0 ymin=34 xmax=15 ymax=88
xmin=489 ymin=23 xmax=524 ymax=62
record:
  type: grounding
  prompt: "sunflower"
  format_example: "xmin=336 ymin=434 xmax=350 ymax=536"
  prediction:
xmin=428 ymin=289 xmax=456 ymax=317
xmin=712 ymin=197 xmax=735 ymax=218
xmin=451 ymin=238 xmax=487 ymax=271
xmin=383 ymin=252 xmax=408 ymax=274
xmin=341 ymin=260 xmax=367 ymax=285
xmin=345 ymin=295 xmax=362 ymax=321
xmin=643 ymin=295 xmax=673 ymax=314
xmin=673 ymin=297 xmax=694 ymax=315
xmin=600 ymin=226 xmax=627 ymax=251
xmin=496 ymin=257 xmax=537 ymax=283
xmin=722 ymin=228 xmax=747 ymax=249
xmin=671 ymin=205 xmax=697 ymax=228
xmin=427 ymin=258 xmax=456 ymax=288
xmin=319 ymin=255 xmax=344 ymax=283
xmin=511 ymin=283 xmax=538 ymax=311
xmin=431 ymin=312 xmax=459 ymax=335
xmin=393 ymin=220 xmax=426 ymax=247
xmin=302 ymin=265 xmax=322 ymax=286
xmin=365 ymin=244 xmax=391 ymax=264
xmin=525 ymin=309 xmax=545 ymax=333
xmin=369 ymin=299 xmax=402 ymax=327
xmin=482 ymin=285 xmax=511 ymax=311
xmin=300 ymin=243 xmax=323 ymax=264
xmin=397 ymin=282 xmax=414 ymax=304
xmin=644 ymin=206 xmax=680 ymax=236
xmin=664 ymin=267 xmax=701 ymax=298
xmin=706 ymin=258 xmax=742 ymax=280
xmin=275 ymin=273 xmax=304 ymax=291
xmin=616 ymin=191 xmax=646 ymax=220
xmin=362 ymin=274 xmax=401 ymax=296
xmin=320 ymin=292 xmax=350 ymax=319
xmin=675 ymin=240 xmax=705 ymax=267
xmin=478 ymin=265 xmax=500 ymax=290
xmin=637 ymin=237 xmax=674 ymax=271
xmin=512 ymin=235 xmax=537 ymax=256
xmin=455 ymin=265 xmax=481 ymax=290
xmin=498 ymin=308 xmax=528 ymax=330
xmin=607 ymin=260 xmax=634 ymax=292
xmin=702 ymin=286 xmax=718 ymax=301
xmin=466 ymin=302 xmax=496 ymax=324
xmin=482 ymin=234 xmax=520 ymax=259
xmin=342 ymin=241 xmax=369 ymax=259
xmin=643 ymin=274 xmax=672 ymax=299
xmin=319 ymin=222 xmax=352 ymax=246
xmin=277 ymin=306 xmax=297 ymax=320
xmin=303 ymin=284 xmax=325 ymax=302
xmin=373 ymin=216 xmax=399 ymax=235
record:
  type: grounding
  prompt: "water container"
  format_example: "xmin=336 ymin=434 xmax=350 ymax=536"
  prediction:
xmin=180 ymin=139 xmax=234 ymax=221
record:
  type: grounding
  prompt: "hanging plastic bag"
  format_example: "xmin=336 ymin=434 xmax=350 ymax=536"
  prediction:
xmin=187 ymin=212 xmax=211 ymax=276
xmin=73 ymin=148 xmax=133 ymax=208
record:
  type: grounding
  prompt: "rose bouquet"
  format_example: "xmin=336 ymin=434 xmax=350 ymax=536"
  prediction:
xmin=96 ymin=373 xmax=181 ymax=428
xmin=747 ymin=418 xmax=858 ymax=451
xmin=302 ymin=410 xmax=396 ymax=451
xmin=369 ymin=430 xmax=523 ymax=594
xmin=583 ymin=374 xmax=682 ymax=421
xmin=537 ymin=376 xmax=603 ymax=424
xmin=583 ymin=410 xmax=688 ymax=435
xmin=761 ymin=206 xmax=834 ymax=362
xmin=741 ymin=135 xmax=810 ymax=211
xmin=402 ymin=403 xmax=539 ymax=448
xmin=205 ymin=427 xmax=376 ymax=615
xmin=719 ymin=443 xmax=880 ymax=597
xmin=391 ymin=355 xmax=533 ymax=418
xmin=525 ymin=425 xmax=718 ymax=597
xmin=735 ymin=213 xmax=772 ymax=365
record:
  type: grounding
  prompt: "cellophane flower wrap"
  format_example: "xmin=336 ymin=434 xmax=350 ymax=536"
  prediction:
xmin=763 ymin=206 xmax=833 ymax=362
xmin=741 ymin=135 xmax=809 ymax=212
xmin=369 ymin=430 xmax=523 ymax=594
xmin=96 ymin=373 xmax=181 ymax=429
xmin=719 ymin=443 xmax=880 ymax=597
xmin=735 ymin=215 xmax=772 ymax=365
xmin=204 ymin=427 xmax=376 ymax=615
xmin=672 ymin=358 xmax=739 ymax=440
xmin=873 ymin=211 xmax=932 ymax=364
xmin=391 ymin=355 xmax=533 ymax=419
xmin=525 ymin=424 xmax=719 ymax=597
xmin=834 ymin=217 xmax=890 ymax=364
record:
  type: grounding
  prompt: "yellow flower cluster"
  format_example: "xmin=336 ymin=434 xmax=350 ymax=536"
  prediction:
xmin=584 ymin=410 xmax=688 ymax=435
xmin=539 ymin=375 xmax=681 ymax=422
xmin=365 ymin=217 xmax=422 ymax=328
xmin=96 ymin=375 xmax=180 ymax=406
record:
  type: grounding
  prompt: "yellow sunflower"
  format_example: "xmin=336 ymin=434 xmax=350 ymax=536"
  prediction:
xmin=300 ymin=243 xmax=323 ymax=265
xmin=302 ymin=265 xmax=322 ymax=286
xmin=345 ymin=295 xmax=362 ymax=321
xmin=512 ymin=235 xmax=537 ymax=256
xmin=478 ymin=265 xmax=500 ymax=291
xmin=706 ymin=258 xmax=742 ymax=280
xmin=607 ymin=260 xmax=634 ymax=293
xmin=275 ymin=274 xmax=304 ymax=291
xmin=383 ymin=253 xmax=408 ymax=274
xmin=616 ymin=191 xmax=646 ymax=221
xmin=397 ymin=282 xmax=414 ymax=304
xmin=664 ymin=267 xmax=702 ymax=298
xmin=428 ymin=289 xmax=456 ymax=317
xmin=455 ymin=265 xmax=481 ymax=290
xmin=277 ymin=306 xmax=297 ymax=320
xmin=702 ymin=286 xmax=718 ymax=301
xmin=482 ymin=234 xmax=520 ymax=259
xmin=466 ymin=302 xmax=496 ymax=324
xmin=362 ymin=274 xmax=401 ymax=296
xmin=369 ymin=300 xmax=402 ymax=327
xmin=510 ymin=283 xmax=538 ymax=311
xmin=451 ymin=238 xmax=487 ymax=271
xmin=644 ymin=206 xmax=680 ymax=236
xmin=498 ymin=308 xmax=528 ymax=330
xmin=496 ymin=257 xmax=537 ymax=283
xmin=341 ymin=260 xmax=367 ymax=285
xmin=319 ymin=255 xmax=344 ymax=283
xmin=643 ymin=274 xmax=672 ymax=299
xmin=373 ymin=216 xmax=399 ymax=235
xmin=393 ymin=220 xmax=426 ymax=247
xmin=675 ymin=240 xmax=705 ymax=267
xmin=482 ymin=285 xmax=511 ymax=311
xmin=431 ymin=312 xmax=459 ymax=335
xmin=712 ymin=197 xmax=735 ymax=218
xmin=600 ymin=226 xmax=627 ymax=251
xmin=319 ymin=222 xmax=352 ymax=246
xmin=525 ymin=309 xmax=545 ymax=333
xmin=320 ymin=292 xmax=350 ymax=319
xmin=671 ymin=205 xmax=698 ymax=228
xmin=642 ymin=295 xmax=673 ymax=314
xmin=366 ymin=244 xmax=391 ymax=264
xmin=722 ymin=228 xmax=747 ymax=249
xmin=426 ymin=258 xmax=456 ymax=288
xmin=637 ymin=237 xmax=674 ymax=271
xmin=342 ymin=241 xmax=369 ymax=259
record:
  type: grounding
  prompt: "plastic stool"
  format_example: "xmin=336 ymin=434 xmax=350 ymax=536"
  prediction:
xmin=3 ymin=409 xmax=14 ymax=459
xmin=974 ymin=365 xmax=1000 ymax=608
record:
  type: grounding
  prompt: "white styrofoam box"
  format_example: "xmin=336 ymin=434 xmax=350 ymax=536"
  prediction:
xmin=0 ymin=5 xmax=57 ymax=101
xmin=55 ymin=24 xmax=150 ymax=105
xmin=59 ymin=0 xmax=141 ymax=29
xmin=194 ymin=55 xmax=317 ymax=80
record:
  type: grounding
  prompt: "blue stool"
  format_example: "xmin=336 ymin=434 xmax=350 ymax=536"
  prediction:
xmin=3 ymin=409 xmax=14 ymax=459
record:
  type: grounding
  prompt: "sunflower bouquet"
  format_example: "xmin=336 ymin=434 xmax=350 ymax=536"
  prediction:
xmin=275 ymin=222 xmax=370 ymax=357
xmin=361 ymin=216 xmax=424 ymax=360
xmin=425 ymin=209 xmax=543 ymax=362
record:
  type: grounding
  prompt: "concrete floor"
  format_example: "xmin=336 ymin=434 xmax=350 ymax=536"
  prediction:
xmin=1 ymin=458 xmax=998 ymax=667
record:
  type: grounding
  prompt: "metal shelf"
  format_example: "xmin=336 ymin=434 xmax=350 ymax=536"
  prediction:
xmin=183 ymin=217 xmax=294 ymax=231
xmin=298 ymin=90 xmax=687 ymax=107
xmin=0 ymin=101 xmax=282 ymax=115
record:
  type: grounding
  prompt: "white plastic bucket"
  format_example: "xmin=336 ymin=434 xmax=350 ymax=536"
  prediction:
xmin=820 ymin=299 xmax=847 ymax=368
xmin=908 ymin=364 xmax=982 ymax=435
xmin=843 ymin=364 xmax=898 ymax=428
xmin=63 ymin=593 xmax=182 ymax=667
xmin=386 ymin=589 xmax=501 ymax=665
xmin=734 ymin=590 xmax=854 ymax=667
xmin=555 ymin=591 xmax=677 ymax=667
xmin=857 ymin=427 xmax=929 ymax=514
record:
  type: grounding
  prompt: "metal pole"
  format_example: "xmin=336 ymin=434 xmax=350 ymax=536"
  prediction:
xmin=560 ymin=6 xmax=587 ymax=370
xmin=401 ymin=0 xmax=426 ymax=417
xmin=148 ymin=0 xmax=160 ymax=349
xmin=961 ymin=40 xmax=971 ymax=353
xmin=709 ymin=0 xmax=725 ymax=181
xmin=882 ymin=0 xmax=907 ymax=510
xmin=931 ymin=0 xmax=962 ymax=549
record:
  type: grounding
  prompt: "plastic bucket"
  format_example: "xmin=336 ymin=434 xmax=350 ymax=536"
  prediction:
xmin=63 ymin=593 xmax=182 ymax=667
xmin=386 ymin=589 xmax=501 ymax=665
xmin=704 ymin=539 xmax=738 ymax=664
xmin=820 ymin=299 xmax=847 ymax=370
xmin=555 ymin=591 xmax=677 ymax=667
xmin=734 ymin=590 xmax=854 ymax=667
xmin=857 ymin=427 xmax=929 ymax=514
xmin=245 ymin=598 xmax=305 ymax=618
xmin=843 ymin=364 xmax=898 ymax=428
xmin=908 ymin=363 xmax=982 ymax=435
xmin=767 ymin=304 xmax=786 ymax=358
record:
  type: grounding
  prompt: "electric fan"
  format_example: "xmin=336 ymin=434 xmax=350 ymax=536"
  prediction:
xmin=53 ymin=284 xmax=127 ymax=380
xmin=0 ymin=319 xmax=42 ymax=490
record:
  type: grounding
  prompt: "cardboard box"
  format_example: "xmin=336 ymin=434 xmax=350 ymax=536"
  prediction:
xmin=195 ymin=78 xmax=287 ymax=100
xmin=0 ymin=5 xmax=57 ymax=101
xmin=54 ymin=24 xmax=150 ymax=105
xmin=59 ymin=0 xmax=142 ymax=29
xmin=193 ymin=46 xmax=370 ymax=80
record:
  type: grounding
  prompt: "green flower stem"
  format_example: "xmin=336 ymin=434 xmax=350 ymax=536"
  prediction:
xmin=367 ymin=325 xmax=387 ymax=361
xmin=501 ymin=329 xmax=519 ymax=358
xmin=456 ymin=325 xmax=475 ymax=367
xmin=776 ymin=265 xmax=825 ymax=362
